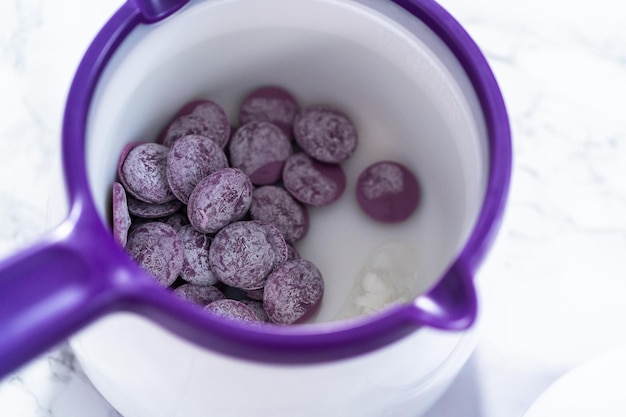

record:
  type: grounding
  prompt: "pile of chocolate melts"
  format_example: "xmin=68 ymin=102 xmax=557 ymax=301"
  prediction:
xmin=112 ymin=86 xmax=420 ymax=326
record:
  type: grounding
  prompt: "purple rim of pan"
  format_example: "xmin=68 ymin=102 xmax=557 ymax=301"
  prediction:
xmin=0 ymin=0 xmax=511 ymax=376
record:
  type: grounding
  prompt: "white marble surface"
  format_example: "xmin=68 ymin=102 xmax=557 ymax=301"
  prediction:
xmin=1 ymin=0 xmax=626 ymax=416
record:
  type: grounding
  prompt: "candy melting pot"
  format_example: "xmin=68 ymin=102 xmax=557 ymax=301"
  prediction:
xmin=0 ymin=0 xmax=510 ymax=384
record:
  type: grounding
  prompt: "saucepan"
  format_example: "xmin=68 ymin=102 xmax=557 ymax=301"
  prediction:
xmin=0 ymin=0 xmax=511 ymax=416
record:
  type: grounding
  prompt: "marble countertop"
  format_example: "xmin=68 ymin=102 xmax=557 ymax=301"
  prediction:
xmin=1 ymin=0 xmax=625 ymax=416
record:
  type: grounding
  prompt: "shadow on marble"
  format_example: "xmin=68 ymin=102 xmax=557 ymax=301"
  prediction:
xmin=423 ymin=354 xmax=484 ymax=417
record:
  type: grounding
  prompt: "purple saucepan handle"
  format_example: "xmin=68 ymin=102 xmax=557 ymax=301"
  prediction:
xmin=0 ymin=0 xmax=511 ymax=378
xmin=0 ymin=211 xmax=130 ymax=377
xmin=0 ymin=0 xmax=191 ymax=378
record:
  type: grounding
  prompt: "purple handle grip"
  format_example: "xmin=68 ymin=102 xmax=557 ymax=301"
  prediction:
xmin=0 ymin=0 xmax=193 ymax=379
xmin=0 ymin=216 xmax=114 ymax=377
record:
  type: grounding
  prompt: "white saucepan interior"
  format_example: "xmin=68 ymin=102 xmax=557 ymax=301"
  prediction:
xmin=69 ymin=0 xmax=489 ymax=416
xmin=87 ymin=0 xmax=487 ymax=321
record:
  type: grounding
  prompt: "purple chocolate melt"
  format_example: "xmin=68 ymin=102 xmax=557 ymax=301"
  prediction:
xmin=187 ymin=167 xmax=253 ymax=234
xmin=119 ymin=142 xmax=176 ymax=204
xmin=263 ymin=259 xmax=324 ymax=325
xmin=126 ymin=222 xmax=184 ymax=287
xmin=172 ymin=99 xmax=231 ymax=148
xmin=238 ymin=86 xmax=299 ymax=136
xmin=286 ymin=242 xmax=301 ymax=260
xmin=293 ymin=106 xmax=358 ymax=163
xmin=174 ymin=283 xmax=225 ymax=306
xmin=229 ymin=121 xmax=293 ymax=185
xmin=282 ymin=152 xmax=346 ymax=206
xmin=259 ymin=221 xmax=289 ymax=267
xmin=240 ymin=299 xmax=270 ymax=322
xmin=243 ymin=287 xmax=264 ymax=301
xmin=126 ymin=194 xmax=183 ymax=219
xmin=166 ymin=134 xmax=229 ymax=204
xmin=208 ymin=221 xmax=284 ymax=291
xmin=356 ymin=161 xmax=421 ymax=223
xmin=250 ymin=185 xmax=309 ymax=242
xmin=204 ymin=299 xmax=260 ymax=323
xmin=161 ymin=114 xmax=226 ymax=149
xmin=112 ymin=182 xmax=132 ymax=246
xmin=178 ymin=225 xmax=217 ymax=286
